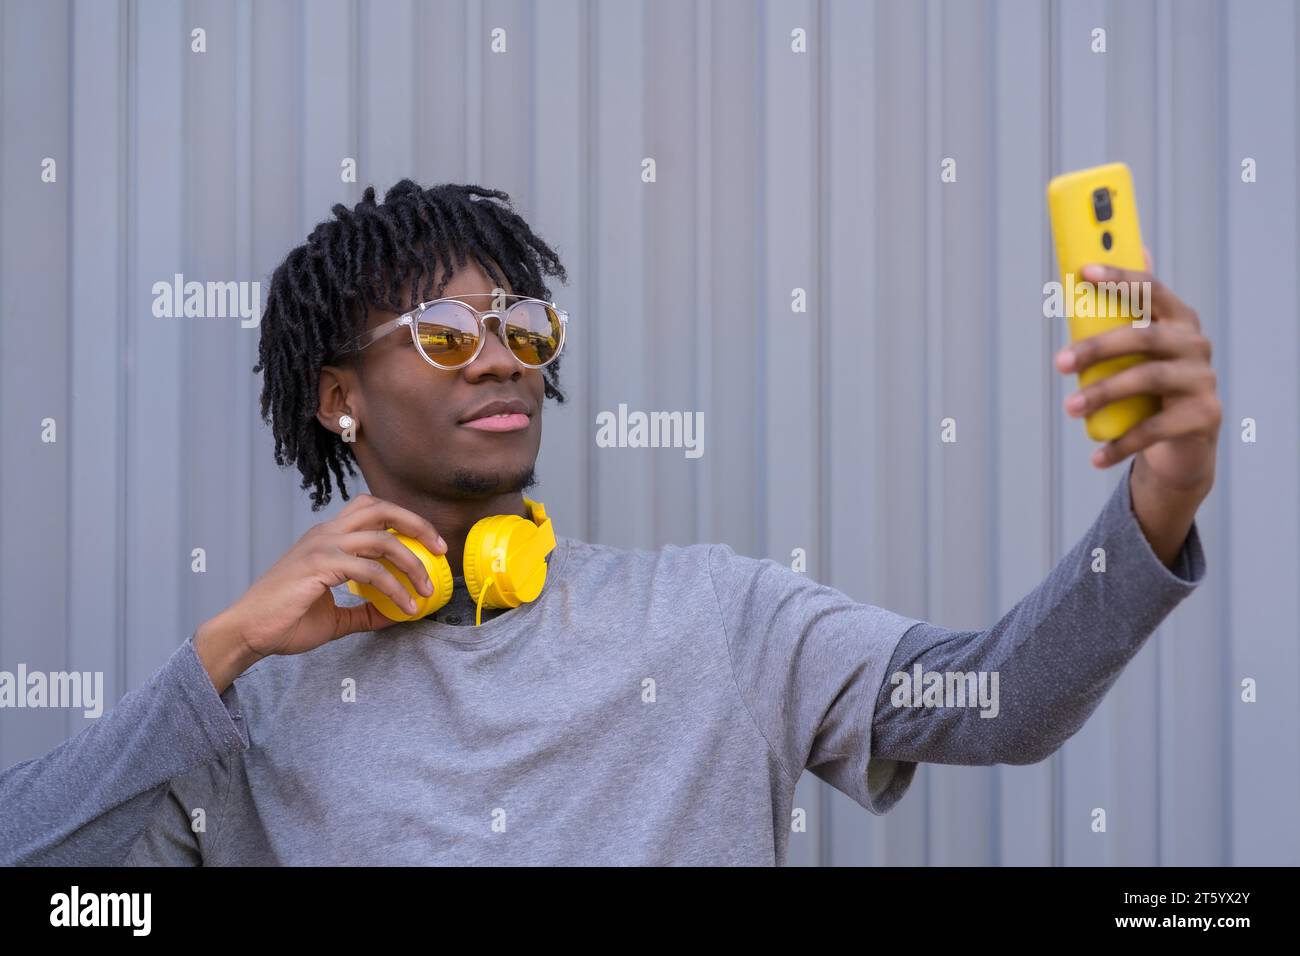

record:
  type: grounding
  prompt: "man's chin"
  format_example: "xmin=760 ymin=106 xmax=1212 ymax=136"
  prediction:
xmin=447 ymin=463 xmax=539 ymax=499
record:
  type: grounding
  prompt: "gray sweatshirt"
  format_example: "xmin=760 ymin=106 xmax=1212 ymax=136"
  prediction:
xmin=0 ymin=459 xmax=1204 ymax=865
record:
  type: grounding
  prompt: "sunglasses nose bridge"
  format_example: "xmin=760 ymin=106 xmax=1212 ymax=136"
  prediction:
xmin=472 ymin=313 xmax=516 ymax=363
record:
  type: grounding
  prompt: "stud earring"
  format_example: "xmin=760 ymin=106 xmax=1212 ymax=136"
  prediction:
xmin=338 ymin=414 xmax=355 ymax=430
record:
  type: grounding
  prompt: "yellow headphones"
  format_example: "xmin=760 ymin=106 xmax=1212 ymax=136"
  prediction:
xmin=346 ymin=497 xmax=556 ymax=626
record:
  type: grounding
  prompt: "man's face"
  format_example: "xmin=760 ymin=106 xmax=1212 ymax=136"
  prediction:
xmin=334 ymin=258 xmax=546 ymax=501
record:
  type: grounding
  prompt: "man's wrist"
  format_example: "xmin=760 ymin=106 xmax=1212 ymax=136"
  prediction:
xmin=193 ymin=613 xmax=263 ymax=694
xmin=1127 ymin=459 xmax=1209 ymax=570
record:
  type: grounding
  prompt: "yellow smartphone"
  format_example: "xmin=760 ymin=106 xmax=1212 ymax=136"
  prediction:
xmin=1047 ymin=162 xmax=1160 ymax=442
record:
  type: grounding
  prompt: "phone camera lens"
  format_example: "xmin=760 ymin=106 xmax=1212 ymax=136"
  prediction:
xmin=1101 ymin=231 xmax=1113 ymax=250
xmin=1092 ymin=187 xmax=1113 ymax=223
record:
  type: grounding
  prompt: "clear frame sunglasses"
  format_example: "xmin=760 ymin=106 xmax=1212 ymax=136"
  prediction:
xmin=337 ymin=293 xmax=568 ymax=370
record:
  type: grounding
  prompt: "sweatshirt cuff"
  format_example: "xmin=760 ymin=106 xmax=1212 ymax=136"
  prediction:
xmin=174 ymin=636 xmax=250 ymax=753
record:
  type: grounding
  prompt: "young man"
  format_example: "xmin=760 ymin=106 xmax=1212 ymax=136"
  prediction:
xmin=1 ymin=181 xmax=1216 ymax=865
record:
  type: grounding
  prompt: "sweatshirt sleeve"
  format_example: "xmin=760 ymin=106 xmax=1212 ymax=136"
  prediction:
xmin=868 ymin=457 xmax=1207 ymax=806
xmin=0 ymin=635 xmax=250 ymax=866
xmin=708 ymin=541 xmax=925 ymax=815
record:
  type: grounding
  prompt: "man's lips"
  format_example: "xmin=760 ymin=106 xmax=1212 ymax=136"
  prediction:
xmin=460 ymin=413 xmax=530 ymax=433
xmin=457 ymin=398 xmax=532 ymax=432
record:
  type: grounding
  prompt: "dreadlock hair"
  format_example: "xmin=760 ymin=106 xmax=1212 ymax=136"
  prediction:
xmin=253 ymin=180 xmax=570 ymax=511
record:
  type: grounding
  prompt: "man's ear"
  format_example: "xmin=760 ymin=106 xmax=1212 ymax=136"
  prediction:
xmin=316 ymin=363 xmax=358 ymax=436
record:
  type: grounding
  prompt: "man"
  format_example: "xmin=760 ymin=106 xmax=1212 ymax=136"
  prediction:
xmin=0 ymin=180 xmax=1215 ymax=865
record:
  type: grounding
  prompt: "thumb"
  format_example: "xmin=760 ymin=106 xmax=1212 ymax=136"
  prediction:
xmin=336 ymin=601 xmax=407 ymax=638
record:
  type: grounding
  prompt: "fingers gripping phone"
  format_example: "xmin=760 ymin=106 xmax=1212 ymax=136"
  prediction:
xmin=1047 ymin=162 xmax=1161 ymax=442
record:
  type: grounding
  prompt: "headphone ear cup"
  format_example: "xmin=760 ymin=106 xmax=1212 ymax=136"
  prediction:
xmin=345 ymin=529 xmax=453 ymax=622
xmin=464 ymin=513 xmax=552 ymax=610
xmin=462 ymin=518 xmax=490 ymax=606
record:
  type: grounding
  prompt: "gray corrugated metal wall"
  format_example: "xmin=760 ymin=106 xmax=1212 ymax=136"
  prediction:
xmin=1 ymin=0 xmax=1296 ymax=866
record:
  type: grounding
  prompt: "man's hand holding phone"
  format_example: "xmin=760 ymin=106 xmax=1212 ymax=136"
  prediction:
xmin=1054 ymin=251 xmax=1221 ymax=569
xmin=1055 ymin=251 xmax=1220 ymax=492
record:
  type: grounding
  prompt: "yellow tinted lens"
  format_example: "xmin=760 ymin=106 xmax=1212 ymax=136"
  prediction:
xmin=504 ymin=302 xmax=563 ymax=366
xmin=416 ymin=302 xmax=479 ymax=366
